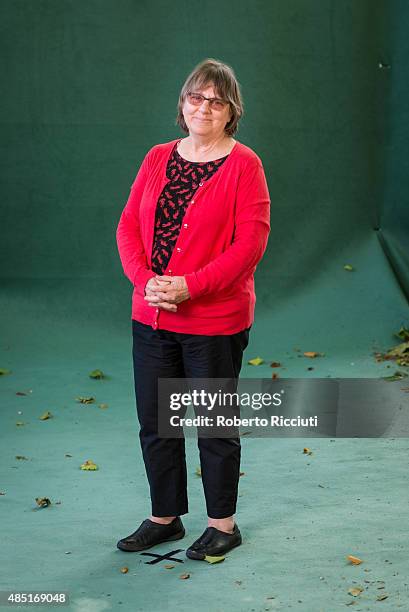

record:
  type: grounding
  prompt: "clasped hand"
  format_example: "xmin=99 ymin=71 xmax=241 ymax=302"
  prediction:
xmin=144 ymin=275 xmax=190 ymax=312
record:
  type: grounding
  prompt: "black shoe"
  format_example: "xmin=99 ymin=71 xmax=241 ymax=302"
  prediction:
xmin=117 ymin=517 xmax=185 ymax=552
xmin=186 ymin=523 xmax=242 ymax=560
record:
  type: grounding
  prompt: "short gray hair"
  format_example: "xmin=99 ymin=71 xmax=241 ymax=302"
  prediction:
xmin=175 ymin=58 xmax=244 ymax=137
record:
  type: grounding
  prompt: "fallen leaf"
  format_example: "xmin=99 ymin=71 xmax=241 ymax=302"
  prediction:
xmin=65 ymin=453 xmax=72 ymax=457
xmin=239 ymin=471 xmax=245 ymax=476
xmin=35 ymin=497 xmax=51 ymax=507
xmin=375 ymin=340 xmax=409 ymax=366
xmin=248 ymin=357 xmax=264 ymax=366
xmin=89 ymin=369 xmax=105 ymax=379
xmin=179 ymin=573 xmax=190 ymax=580
xmin=80 ymin=459 xmax=98 ymax=471
xmin=347 ymin=555 xmax=363 ymax=565
xmin=377 ymin=593 xmax=388 ymax=601
xmin=270 ymin=362 xmax=281 ymax=368
xmin=98 ymin=403 xmax=109 ymax=409
xmin=386 ymin=340 xmax=409 ymax=358
xmin=76 ymin=396 xmax=95 ymax=404
xmin=303 ymin=448 xmax=313 ymax=455
xmin=16 ymin=391 xmax=28 ymax=396
xmin=0 ymin=368 xmax=11 ymax=375
xmin=195 ymin=466 xmax=202 ymax=477
xmin=39 ymin=411 xmax=52 ymax=420
xmin=348 ymin=586 xmax=363 ymax=597
xmin=396 ymin=326 xmax=409 ymax=341
xmin=16 ymin=421 xmax=25 ymax=426
xmin=15 ymin=455 xmax=28 ymax=460
xmin=383 ymin=371 xmax=408 ymax=382
xmin=303 ymin=351 xmax=323 ymax=358
xmin=204 ymin=555 xmax=225 ymax=564
xmin=344 ymin=264 xmax=354 ymax=271
xmin=271 ymin=373 xmax=279 ymax=379
xmin=164 ymin=564 xmax=175 ymax=569
xmin=120 ymin=567 xmax=128 ymax=574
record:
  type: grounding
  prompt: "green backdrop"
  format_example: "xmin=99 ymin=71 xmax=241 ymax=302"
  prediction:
xmin=1 ymin=0 xmax=407 ymax=300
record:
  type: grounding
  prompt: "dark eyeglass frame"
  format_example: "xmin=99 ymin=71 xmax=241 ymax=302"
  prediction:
xmin=186 ymin=91 xmax=229 ymax=110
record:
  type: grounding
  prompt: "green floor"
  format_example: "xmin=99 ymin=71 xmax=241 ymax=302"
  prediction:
xmin=1 ymin=232 xmax=409 ymax=611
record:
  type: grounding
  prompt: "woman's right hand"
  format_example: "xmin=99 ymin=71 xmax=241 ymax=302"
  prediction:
xmin=144 ymin=277 xmax=177 ymax=312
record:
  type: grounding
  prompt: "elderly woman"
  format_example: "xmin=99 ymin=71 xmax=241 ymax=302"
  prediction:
xmin=116 ymin=58 xmax=270 ymax=560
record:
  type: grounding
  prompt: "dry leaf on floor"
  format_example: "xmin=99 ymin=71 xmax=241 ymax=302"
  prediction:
xmin=179 ymin=573 xmax=190 ymax=580
xmin=204 ymin=555 xmax=225 ymax=564
xmin=80 ymin=460 xmax=98 ymax=471
xmin=387 ymin=342 xmax=409 ymax=366
xmin=348 ymin=586 xmax=363 ymax=597
xmin=303 ymin=351 xmax=324 ymax=358
xmin=164 ymin=564 xmax=175 ymax=569
xmin=0 ymin=368 xmax=11 ymax=375
xmin=76 ymin=396 xmax=96 ymax=404
xmin=39 ymin=411 xmax=52 ymax=420
xmin=347 ymin=555 xmax=363 ymax=565
xmin=383 ymin=371 xmax=408 ymax=382
xmin=35 ymin=497 xmax=51 ymax=507
xmin=98 ymin=403 xmax=109 ymax=409
xmin=16 ymin=421 xmax=25 ymax=426
xmin=377 ymin=593 xmax=388 ymax=601
xmin=344 ymin=264 xmax=354 ymax=271
xmin=195 ymin=466 xmax=202 ymax=477
xmin=15 ymin=455 xmax=28 ymax=460
xmin=248 ymin=357 xmax=264 ymax=366
xmin=270 ymin=362 xmax=281 ymax=368
xmin=89 ymin=369 xmax=105 ymax=379
xmin=120 ymin=567 xmax=128 ymax=574
xmin=396 ymin=326 xmax=409 ymax=341
xmin=303 ymin=448 xmax=313 ymax=455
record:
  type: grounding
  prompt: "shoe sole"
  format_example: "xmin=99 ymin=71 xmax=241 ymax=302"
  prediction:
xmin=186 ymin=537 xmax=242 ymax=560
xmin=117 ymin=529 xmax=185 ymax=552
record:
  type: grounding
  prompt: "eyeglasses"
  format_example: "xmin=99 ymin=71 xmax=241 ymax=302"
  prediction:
xmin=186 ymin=91 xmax=228 ymax=111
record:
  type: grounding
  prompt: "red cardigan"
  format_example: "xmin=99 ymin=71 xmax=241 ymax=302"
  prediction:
xmin=116 ymin=138 xmax=271 ymax=335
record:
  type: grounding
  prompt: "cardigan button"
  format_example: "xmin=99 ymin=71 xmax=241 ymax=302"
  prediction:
xmin=183 ymin=223 xmax=188 ymax=229
xmin=199 ymin=182 xmax=203 ymax=186
xmin=176 ymin=247 xmax=181 ymax=253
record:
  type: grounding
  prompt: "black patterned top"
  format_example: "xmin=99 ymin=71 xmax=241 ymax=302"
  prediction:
xmin=151 ymin=140 xmax=229 ymax=275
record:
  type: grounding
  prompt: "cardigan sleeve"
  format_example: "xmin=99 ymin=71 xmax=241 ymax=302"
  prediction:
xmin=184 ymin=158 xmax=270 ymax=300
xmin=116 ymin=150 xmax=156 ymax=297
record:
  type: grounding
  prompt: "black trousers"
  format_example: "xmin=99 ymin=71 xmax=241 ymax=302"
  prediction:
xmin=131 ymin=319 xmax=251 ymax=519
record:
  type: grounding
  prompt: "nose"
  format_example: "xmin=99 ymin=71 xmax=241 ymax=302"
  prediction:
xmin=198 ymin=99 xmax=211 ymax=113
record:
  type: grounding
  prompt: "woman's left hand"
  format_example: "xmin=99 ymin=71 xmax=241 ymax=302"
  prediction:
xmin=144 ymin=275 xmax=191 ymax=306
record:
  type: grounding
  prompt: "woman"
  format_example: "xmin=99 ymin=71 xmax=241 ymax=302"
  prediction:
xmin=115 ymin=58 xmax=270 ymax=560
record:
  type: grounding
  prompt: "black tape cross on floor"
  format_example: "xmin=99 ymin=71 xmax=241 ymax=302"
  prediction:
xmin=140 ymin=548 xmax=185 ymax=564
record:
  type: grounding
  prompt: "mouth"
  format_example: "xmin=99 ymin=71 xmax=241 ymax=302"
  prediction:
xmin=194 ymin=117 xmax=210 ymax=122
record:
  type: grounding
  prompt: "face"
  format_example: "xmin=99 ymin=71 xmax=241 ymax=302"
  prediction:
xmin=182 ymin=82 xmax=232 ymax=139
